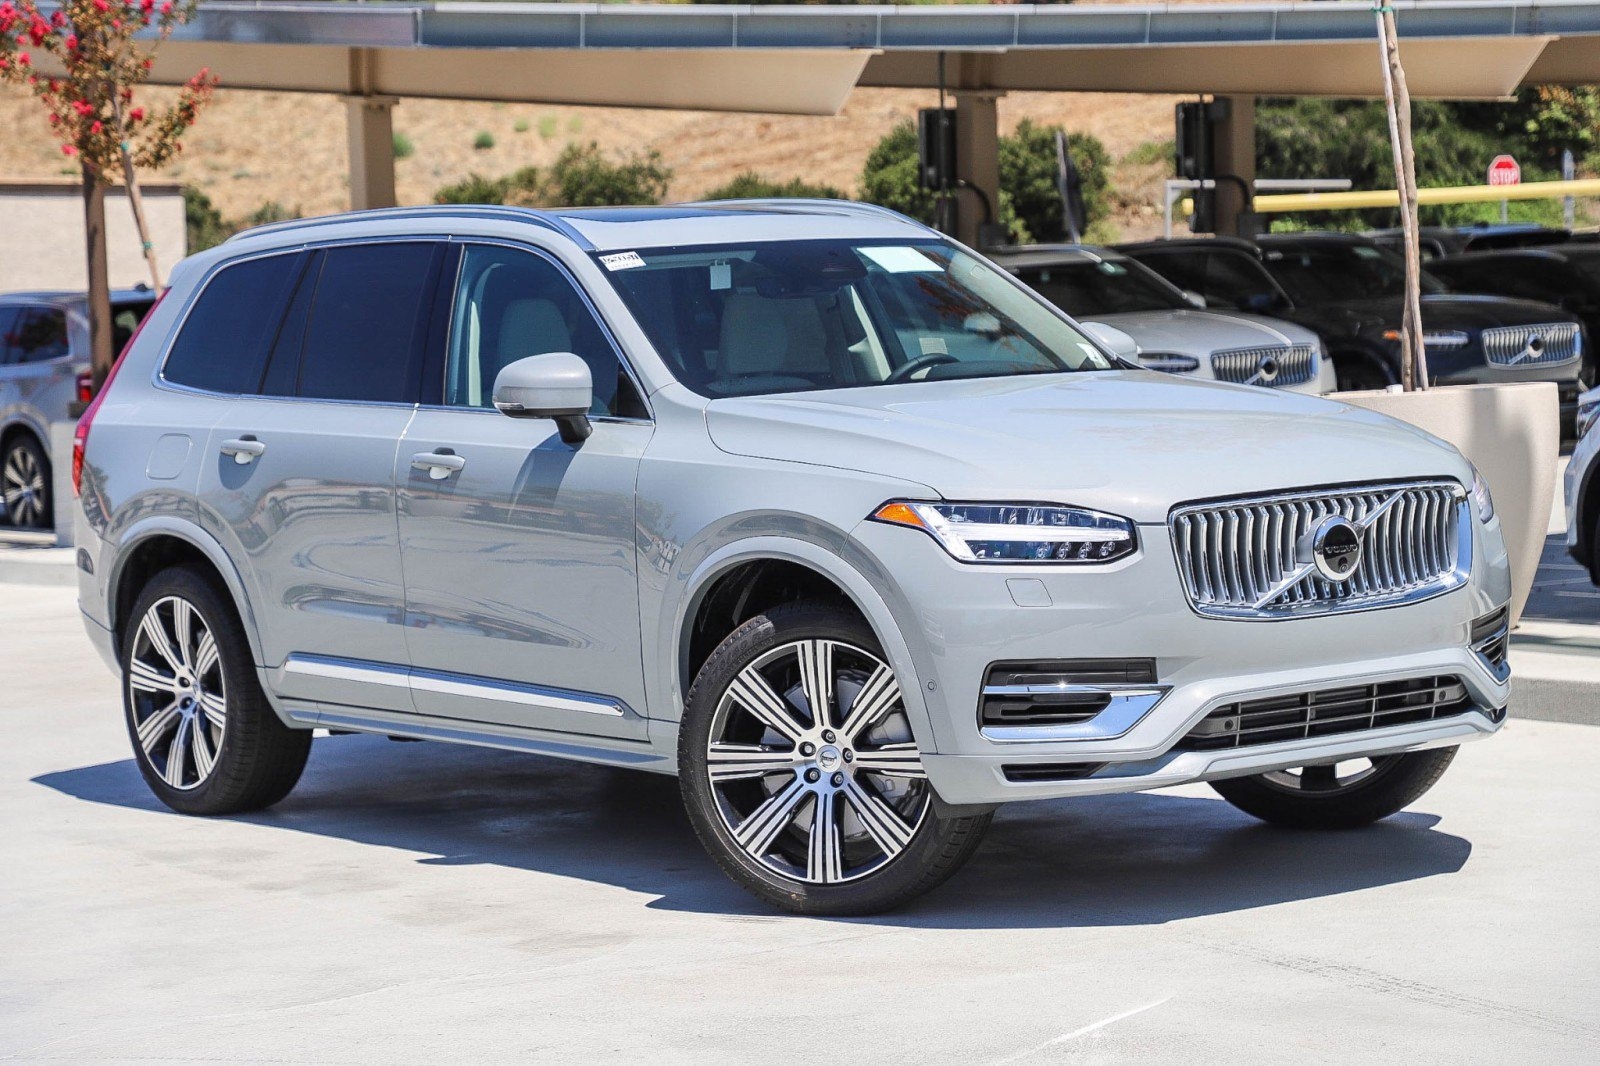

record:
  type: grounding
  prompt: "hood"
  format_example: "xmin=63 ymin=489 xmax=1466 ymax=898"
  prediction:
xmin=705 ymin=372 xmax=1468 ymax=524
xmin=1085 ymin=309 xmax=1317 ymax=354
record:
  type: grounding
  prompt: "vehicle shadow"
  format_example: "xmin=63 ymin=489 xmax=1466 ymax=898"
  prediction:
xmin=33 ymin=733 xmax=1471 ymax=930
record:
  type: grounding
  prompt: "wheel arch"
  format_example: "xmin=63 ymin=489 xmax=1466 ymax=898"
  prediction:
xmin=107 ymin=519 xmax=265 ymax=668
xmin=670 ymin=537 xmax=940 ymax=755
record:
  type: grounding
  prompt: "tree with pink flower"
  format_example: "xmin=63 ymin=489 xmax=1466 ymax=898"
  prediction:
xmin=0 ymin=0 xmax=216 ymax=395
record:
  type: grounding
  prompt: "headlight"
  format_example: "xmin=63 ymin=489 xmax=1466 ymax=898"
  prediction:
xmin=1469 ymin=465 xmax=1495 ymax=524
xmin=1577 ymin=387 xmax=1600 ymax=439
xmin=870 ymin=501 xmax=1136 ymax=563
xmin=1138 ymin=352 xmax=1200 ymax=374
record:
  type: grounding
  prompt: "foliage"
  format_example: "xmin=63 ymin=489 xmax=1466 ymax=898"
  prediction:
xmin=472 ymin=130 xmax=495 ymax=151
xmin=859 ymin=118 xmax=1112 ymax=243
xmin=432 ymin=144 xmax=671 ymax=208
xmin=513 ymin=117 xmax=530 ymax=134
xmin=391 ymin=131 xmax=415 ymax=159
xmin=538 ymin=114 xmax=558 ymax=139
xmin=183 ymin=184 xmax=228 ymax=252
xmin=701 ymin=172 xmax=847 ymax=201
xmin=1123 ymin=139 xmax=1174 ymax=167
xmin=1258 ymin=92 xmax=1599 ymax=230
xmin=0 ymin=1 xmax=215 ymax=173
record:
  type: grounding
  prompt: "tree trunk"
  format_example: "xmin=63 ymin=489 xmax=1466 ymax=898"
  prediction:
xmin=1377 ymin=8 xmax=1428 ymax=391
xmin=81 ymin=162 xmax=114 ymax=397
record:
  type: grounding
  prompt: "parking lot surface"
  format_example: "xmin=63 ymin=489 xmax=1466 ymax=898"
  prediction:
xmin=2 ymin=583 xmax=1597 ymax=1063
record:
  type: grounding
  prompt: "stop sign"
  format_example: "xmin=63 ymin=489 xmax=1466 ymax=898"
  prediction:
xmin=1488 ymin=154 xmax=1521 ymax=187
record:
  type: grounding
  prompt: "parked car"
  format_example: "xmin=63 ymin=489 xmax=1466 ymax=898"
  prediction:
xmin=1366 ymin=224 xmax=1571 ymax=260
xmin=1117 ymin=233 xmax=1586 ymax=428
xmin=989 ymin=244 xmax=1335 ymax=394
xmin=1426 ymin=245 xmax=1600 ymax=386
xmin=1 ymin=287 xmax=157 ymax=529
xmin=77 ymin=202 xmax=1511 ymax=915
xmin=1564 ymin=385 xmax=1600 ymax=582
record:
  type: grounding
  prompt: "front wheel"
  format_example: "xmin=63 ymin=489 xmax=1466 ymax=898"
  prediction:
xmin=1209 ymin=747 xmax=1457 ymax=830
xmin=679 ymin=601 xmax=990 ymax=915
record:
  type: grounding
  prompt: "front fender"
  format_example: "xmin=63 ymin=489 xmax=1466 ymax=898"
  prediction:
xmin=657 ymin=532 xmax=946 ymax=756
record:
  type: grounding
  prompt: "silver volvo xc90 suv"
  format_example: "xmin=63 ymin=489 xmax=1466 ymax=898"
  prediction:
xmin=76 ymin=201 xmax=1512 ymax=914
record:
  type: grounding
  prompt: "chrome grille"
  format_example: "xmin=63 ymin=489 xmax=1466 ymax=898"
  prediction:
xmin=1209 ymin=344 xmax=1318 ymax=388
xmin=1480 ymin=322 xmax=1581 ymax=367
xmin=1170 ymin=481 xmax=1468 ymax=620
xmin=1177 ymin=675 xmax=1476 ymax=751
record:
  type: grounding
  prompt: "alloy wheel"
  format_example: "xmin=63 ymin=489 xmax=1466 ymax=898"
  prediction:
xmin=127 ymin=596 xmax=228 ymax=791
xmin=707 ymin=638 xmax=930 ymax=885
xmin=2 ymin=443 xmax=46 ymax=528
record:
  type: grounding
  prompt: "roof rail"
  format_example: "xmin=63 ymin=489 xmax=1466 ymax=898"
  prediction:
xmin=687 ymin=198 xmax=931 ymax=230
xmin=226 ymin=205 xmax=594 ymax=250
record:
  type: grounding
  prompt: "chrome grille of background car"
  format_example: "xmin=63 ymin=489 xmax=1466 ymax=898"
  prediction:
xmin=1209 ymin=344 xmax=1317 ymax=388
xmin=1479 ymin=322 xmax=1581 ymax=367
xmin=1169 ymin=481 xmax=1467 ymax=619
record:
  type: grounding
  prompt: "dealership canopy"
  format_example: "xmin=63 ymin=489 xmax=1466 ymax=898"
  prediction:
xmin=113 ymin=1 xmax=1600 ymax=238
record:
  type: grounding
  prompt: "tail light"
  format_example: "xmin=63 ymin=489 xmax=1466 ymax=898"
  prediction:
xmin=74 ymin=291 xmax=166 ymax=497
xmin=75 ymin=371 xmax=93 ymax=405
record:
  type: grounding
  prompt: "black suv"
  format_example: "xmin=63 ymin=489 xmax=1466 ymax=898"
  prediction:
xmin=1116 ymin=234 xmax=1586 ymax=428
xmin=1427 ymin=245 xmax=1600 ymax=387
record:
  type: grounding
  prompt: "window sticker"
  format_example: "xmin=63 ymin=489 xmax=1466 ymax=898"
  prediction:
xmin=919 ymin=336 xmax=949 ymax=356
xmin=861 ymin=246 xmax=943 ymax=274
xmin=710 ymin=260 xmax=732 ymax=291
xmin=600 ymin=251 xmax=647 ymax=271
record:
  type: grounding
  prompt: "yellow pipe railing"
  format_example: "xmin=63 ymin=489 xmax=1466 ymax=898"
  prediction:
xmin=1251 ymin=177 xmax=1600 ymax=214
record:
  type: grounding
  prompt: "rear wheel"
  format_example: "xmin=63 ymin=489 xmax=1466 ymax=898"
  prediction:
xmin=121 ymin=565 xmax=310 ymax=815
xmin=679 ymin=601 xmax=990 ymax=915
xmin=1 ymin=433 xmax=51 ymax=530
xmin=1209 ymin=747 xmax=1457 ymax=830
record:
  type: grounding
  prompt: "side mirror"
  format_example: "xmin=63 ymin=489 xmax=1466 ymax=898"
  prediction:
xmin=1079 ymin=320 xmax=1140 ymax=362
xmin=1181 ymin=289 xmax=1207 ymax=309
xmin=492 ymin=352 xmax=593 ymax=445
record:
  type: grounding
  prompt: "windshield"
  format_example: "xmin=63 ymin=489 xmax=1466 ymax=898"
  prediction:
xmin=1009 ymin=258 xmax=1188 ymax=316
xmin=597 ymin=239 xmax=1114 ymax=398
xmin=1261 ymin=243 xmax=1446 ymax=303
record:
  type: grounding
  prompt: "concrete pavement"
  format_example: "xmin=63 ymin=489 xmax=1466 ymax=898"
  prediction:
xmin=2 ymin=584 xmax=1597 ymax=1063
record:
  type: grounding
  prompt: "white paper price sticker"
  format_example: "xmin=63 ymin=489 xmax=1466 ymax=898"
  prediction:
xmin=600 ymin=251 xmax=646 ymax=271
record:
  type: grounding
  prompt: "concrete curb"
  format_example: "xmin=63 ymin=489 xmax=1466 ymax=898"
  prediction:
xmin=0 ymin=545 xmax=76 ymax=587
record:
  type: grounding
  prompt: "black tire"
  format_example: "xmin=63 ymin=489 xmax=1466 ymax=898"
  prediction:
xmin=679 ymin=600 xmax=991 ymax=916
xmin=1209 ymin=747 xmax=1458 ymax=830
xmin=120 ymin=564 xmax=311 ymax=815
xmin=1331 ymin=349 xmax=1396 ymax=393
xmin=1 ymin=432 xmax=52 ymax=530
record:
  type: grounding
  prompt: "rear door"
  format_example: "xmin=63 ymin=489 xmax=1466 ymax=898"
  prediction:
xmin=196 ymin=241 xmax=445 ymax=713
xmin=394 ymin=241 xmax=653 ymax=739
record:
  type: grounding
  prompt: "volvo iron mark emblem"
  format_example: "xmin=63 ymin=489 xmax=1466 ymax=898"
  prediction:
xmin=1305 ymin=515 xmax=1364 ymax=582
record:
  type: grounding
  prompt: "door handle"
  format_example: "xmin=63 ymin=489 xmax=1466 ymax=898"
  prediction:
xmin=220 ymin=437 xmax=266 ymax=465
xmin=410 ymin=450 xmax=467 ymax=480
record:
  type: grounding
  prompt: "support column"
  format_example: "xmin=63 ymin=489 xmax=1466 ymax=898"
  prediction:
xmin=343 ymin=94 xmax=400 ymax=212
xmin=1211 ymin=95 xmax=1257 ymax=237
xmin=952 ymin=89 xmax=1004 ymax=249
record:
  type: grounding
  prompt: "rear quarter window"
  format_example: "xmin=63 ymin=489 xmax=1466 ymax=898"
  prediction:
xmin=163 ymin=253 xmax=304 ymax=394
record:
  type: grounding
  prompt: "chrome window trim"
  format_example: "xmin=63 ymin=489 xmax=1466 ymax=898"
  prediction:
xmin=1168 ymin=479 xmax=1472 ymax=621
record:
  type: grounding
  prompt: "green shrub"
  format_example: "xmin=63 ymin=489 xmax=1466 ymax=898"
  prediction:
xmin=1123 ymin=139 xmax=1174 ymax=167
xmin=538 ymin=114 xmax=559 ymax=139
xmin=858 ymin=119 xmax=1111 ymax=243
xmin=183 ymin=185 xmax=229 ymax=252
xmin=513 ymin=118 xmax=531 ymax=134
xmin=433 ymin=172 xmax=511 ymax=205
xmin=431 ymin=146 xmax=671 ymax=208
xmin=567 ymin=115 xmax=583 ymax=135
xmin=392 ymin=131 xmax=415 ymax=159
xmin=701 ymin=172 xmax=847 ymax=201
xmin=472 ymin=130 xmax=495 ymax=151
xmin=243 ymin=202 xmax=297 ymax=228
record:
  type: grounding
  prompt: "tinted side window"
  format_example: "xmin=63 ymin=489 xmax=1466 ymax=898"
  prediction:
xmin=1206 ymin=252 xmax=1280 ymax=309
xmin=0 ymin=307 xmax=19 ymax=364
xmin=1134 ymin=251 xmax=1207 ymax=297
xmin=295 ymin=242 xmax=439 ymax=403
xmin=9 ymin=307 xmax=69 ymax=364
xmin=164 ymin=254 xmax=302 ymax=394
xmin=445 ymin=244 xmax=639 ymax=417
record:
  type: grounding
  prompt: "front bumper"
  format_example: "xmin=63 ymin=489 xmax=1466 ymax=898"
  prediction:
xmin=852 ymin=509 xmax=1512 ymax=806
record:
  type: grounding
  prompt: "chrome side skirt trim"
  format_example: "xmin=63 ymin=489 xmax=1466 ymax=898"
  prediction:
xmin=282 ymin=703 xmax=666 ymax=769
xmin=978 ymin=685 xmax=1172 ymax=743
xmin=281 ymin=654 xmax=632 ymax=718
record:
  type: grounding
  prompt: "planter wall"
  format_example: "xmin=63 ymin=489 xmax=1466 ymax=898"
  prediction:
xmin=1338 ymin=381 xmax=1558 ymax=627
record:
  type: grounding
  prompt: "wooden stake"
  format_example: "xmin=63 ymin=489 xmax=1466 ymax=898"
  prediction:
xmin=109 ymin=92 xmax=163 ymax=292
xmin=1376 ymin=6 xmax=1428 ymax=391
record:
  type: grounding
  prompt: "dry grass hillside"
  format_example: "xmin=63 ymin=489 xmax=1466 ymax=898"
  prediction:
xmin=1 ymin=83 xmax=1181 ymax=241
